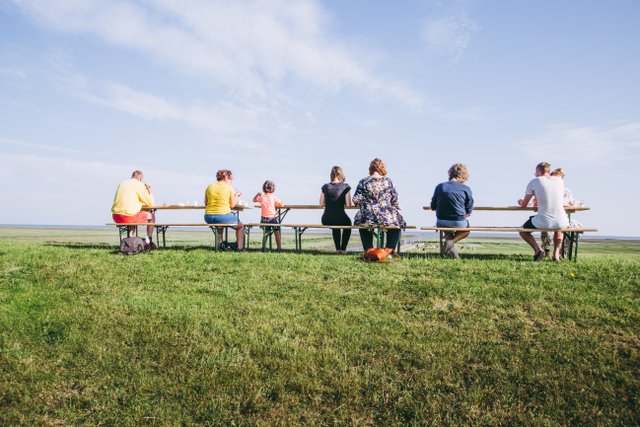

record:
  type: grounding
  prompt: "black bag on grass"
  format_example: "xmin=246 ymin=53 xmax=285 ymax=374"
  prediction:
xmin=119 ymin=237 xmax=146 ymax=255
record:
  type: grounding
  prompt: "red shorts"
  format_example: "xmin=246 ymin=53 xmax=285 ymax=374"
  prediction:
xmin=112 ymin=212 xmax=149 ymax=224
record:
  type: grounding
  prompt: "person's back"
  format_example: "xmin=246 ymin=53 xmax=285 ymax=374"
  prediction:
xmin=205 ymin=181 xmax=233 ymax=215
xmin=256 ymin=192 xmax=282 ymax=219
xmin=431 ymin=181 xmax=473 ymax=221
xmin=112 ymin=178 xmax=154 ymax=216
xmin=322 ymin=182 xmax=350 ymax=214
xmin=526 ymin=176 xmax=568 ymax=229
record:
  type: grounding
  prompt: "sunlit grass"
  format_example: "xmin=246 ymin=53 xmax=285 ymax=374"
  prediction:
xmin=1 ymin=228 xmax=638 ymax=425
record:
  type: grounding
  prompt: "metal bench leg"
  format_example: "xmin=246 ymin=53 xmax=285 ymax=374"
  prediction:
xmin=439 ymin=231 xmax=446 ymax=257
xmin=294 ymin=227 xmax=307 ymax=252
xmin=209 ymin=227 xmax=220 ymax=251
xmin=397 ymin=229 xmax=402 ymax=254
xmin=155 ymin=226 xmax=168 ymax=249
xmin=117 ymin=226 xmax=128 ymax=243
xmin=573 ymin=233 xmax=580 ymax=262
xmin=245 ymin=227 xmax=251 ymax=250
xmin=565 ymin=232 xmax=574 ymax=261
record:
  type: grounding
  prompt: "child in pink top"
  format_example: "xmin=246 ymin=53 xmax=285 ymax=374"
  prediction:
xmin=253 ymin=180 xmax=284 ymax=251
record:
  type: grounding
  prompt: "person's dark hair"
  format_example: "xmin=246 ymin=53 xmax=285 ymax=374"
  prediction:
xmin=536 ymin=162 xmax=551 ymax=174
xmin=448 ymin=163 xmax=469 ymax=183
xmin=216 ymin=169 xmax=233 ymax=181
xmin=330 ymin=166 xmax=345 ymax=182
xmin=131 ymin=170 xmax=143 ymax=179
xmin=262 ymin=180 xmax=276 ymax=193
xmin=368 ymin=158 xmax=387 ymax=176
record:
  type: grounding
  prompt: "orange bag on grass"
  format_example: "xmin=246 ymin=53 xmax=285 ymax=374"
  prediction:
xmin=362 ymin=247 xmax=395 ymax=262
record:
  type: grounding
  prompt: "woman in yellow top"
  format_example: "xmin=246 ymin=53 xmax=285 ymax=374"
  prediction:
xmin=204 ymin=169 xmax=244 ymax=251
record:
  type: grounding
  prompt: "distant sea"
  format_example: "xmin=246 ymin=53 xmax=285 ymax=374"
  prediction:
xmin=1 ymin=224 xmax=638 ymax=240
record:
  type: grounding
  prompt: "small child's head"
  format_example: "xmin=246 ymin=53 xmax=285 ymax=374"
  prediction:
xmin=262 ymin=180 xmax=276 ymax=193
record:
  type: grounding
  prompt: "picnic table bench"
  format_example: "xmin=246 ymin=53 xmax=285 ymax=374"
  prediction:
xmin=245 ymin=223 xmax=417 ymax=252
xmin=422 ymin=205 xmax=596 ymax=261
xmin=106 ymin=222 xmax=242 ymax=251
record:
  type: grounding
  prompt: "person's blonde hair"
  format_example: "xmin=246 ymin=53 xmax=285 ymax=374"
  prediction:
xmin=330 ymin=166 xmax=345 ymax=182
xmin=536 ymin=162 xmax=551 ymax=174
xmin=216 ymin=169 xmax=233 ymax=181
xmin=550 ymin=167 xmax=565 ymax=178
xmin=368 ymin=158 xmax=387 ymax=176
xmin=448 ymin=163 xmax=469 ymax=182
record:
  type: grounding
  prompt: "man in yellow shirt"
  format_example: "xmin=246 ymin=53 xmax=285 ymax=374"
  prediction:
xmin=112 ymin=170 xmax=156 ymax=248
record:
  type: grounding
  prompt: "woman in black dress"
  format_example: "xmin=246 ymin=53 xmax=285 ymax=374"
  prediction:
xmin=320 ymin=166 xmax=353 ymax=253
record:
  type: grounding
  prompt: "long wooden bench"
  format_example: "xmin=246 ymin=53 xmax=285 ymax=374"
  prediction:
xmin=420 ymin=226 xmax=598 ymax=261
xmin=107 ymin=222 xmax=416 ymax=253
xmin=106 ymin=223 xmax=240 ymax=251
xmin=245 ymin=223 xmax=417 ymax=252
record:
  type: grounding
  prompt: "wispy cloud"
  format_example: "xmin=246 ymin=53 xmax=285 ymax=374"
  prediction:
xmin=519 ymin=122 xmax=640 ymax=166
xmin=8 ymin=0 xmax=421 ymax=109
xmin=84 ymin=82 xmax=293 ymax=149
xmin=421 ymin=9 xmax=480 ymax=61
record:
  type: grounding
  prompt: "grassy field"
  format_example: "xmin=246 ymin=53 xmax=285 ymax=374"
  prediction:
xmin=1 ymin=227 xmax=639 ymax=425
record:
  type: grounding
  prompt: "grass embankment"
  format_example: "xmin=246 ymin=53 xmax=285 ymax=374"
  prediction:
xmin=0 ymin=229 xmax=639 ymax=425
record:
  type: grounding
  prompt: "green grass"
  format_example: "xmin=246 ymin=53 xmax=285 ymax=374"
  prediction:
xmin=1 ymin=228 xmax=639 ymax=425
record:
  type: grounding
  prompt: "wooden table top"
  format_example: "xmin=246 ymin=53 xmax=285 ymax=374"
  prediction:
xmin=143 ymin=204 xmax=252 ymax=211
xmin=422 ymin=205 xmax=589 ymax=212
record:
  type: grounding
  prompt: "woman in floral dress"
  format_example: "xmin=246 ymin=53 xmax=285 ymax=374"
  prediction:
xmin=352 ymin=158 xmax=406 ymax=252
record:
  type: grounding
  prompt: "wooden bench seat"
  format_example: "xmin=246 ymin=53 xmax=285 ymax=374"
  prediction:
xmin=245 ymin=223 xmax=417 ymax=252
xmin=420 ymin=226 xmax=598 ymax=261
xmin=106 ymin=223 xmax=239 ymax=251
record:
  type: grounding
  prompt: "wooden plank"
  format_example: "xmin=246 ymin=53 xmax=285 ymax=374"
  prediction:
xmin=420 ymin=227 xmax=598 ymax=232
xmin=107 ymin=223 xmax=239 ymax=227
xmin=142 ymin=205 xmax=251 ymax=211
xmin=422 ymin=206 xmax=590 ymax=212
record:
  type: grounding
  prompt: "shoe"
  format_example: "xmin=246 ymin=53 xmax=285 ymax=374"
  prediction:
xmin=448 ymin=245 xmax=460 ymax=259
xmin=444 ymin=239 xmax=455 ymax=256
xmin=144 ymin=241 xmax=157 ymax=251
xmin=534 ymin=251 xmax=545 ymax=261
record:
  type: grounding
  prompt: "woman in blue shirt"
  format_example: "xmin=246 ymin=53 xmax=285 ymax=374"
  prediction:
xmin=430 ymin=163 xmax=473 ymax=259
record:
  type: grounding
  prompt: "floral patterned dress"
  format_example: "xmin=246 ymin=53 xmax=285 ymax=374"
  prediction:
xmin=352 ymin=176 xmax=406 ymax=228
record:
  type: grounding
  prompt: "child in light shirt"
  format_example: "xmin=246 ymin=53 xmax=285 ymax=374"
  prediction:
xmin=253 ymin=180 xmax=284 ymax=251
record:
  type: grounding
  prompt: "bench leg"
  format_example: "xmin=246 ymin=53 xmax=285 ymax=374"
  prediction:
xmin=438 ymin=231 xmax=446 ymax=257
xmin=209 ymin=227 xmax=219 ymax=252
xmin=117 ymin=226 xmax=128 ymax=243
xmin=573 ymin=232 xmax=580 ymax=262
xmin=156 ymin=226 xmax=169 ymax=249
xmin=294 ymin=227 xmax=307 ymax=252
xmin=245 ymin=226 xmax=251 ymax=250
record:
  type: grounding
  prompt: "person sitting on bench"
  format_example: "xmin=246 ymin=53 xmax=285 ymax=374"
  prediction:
xmin=320 ymin=166 xmax=353 ymax=254
xmin=430 ymin=163 xmax=474 ymax=259
xmin=111 ymin=169 xmax=156 ymax=250
xmin=204 ymin=169 xmax=244 ymax=251
xmin=518 ymin=162 xmax=569 ymax=261
xmin=352 ymin=158 xmax=406 ymax=253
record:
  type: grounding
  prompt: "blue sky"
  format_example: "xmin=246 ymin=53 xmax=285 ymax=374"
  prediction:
xmin=1 ymin=0 xmax=639 ymax=236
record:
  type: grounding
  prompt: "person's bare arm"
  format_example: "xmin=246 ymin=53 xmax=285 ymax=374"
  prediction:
xmin=253 ymin=193 xmax=261 ymax=203
xmin=345 ymin=191 xmax=352 ymax=208
xmin=518 ymin=194 xmax=533 ymax=207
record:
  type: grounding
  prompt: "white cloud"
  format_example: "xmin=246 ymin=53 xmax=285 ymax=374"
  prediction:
xmin=83 ymin=82 xmax=294 ymax=149
xmin=421 ymin=10 xmax=480 ymax=61
xmin=9 ymin=0 xmax=421 ymax=108
xmin=519 ymin=122 xmax=640 ymax=166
